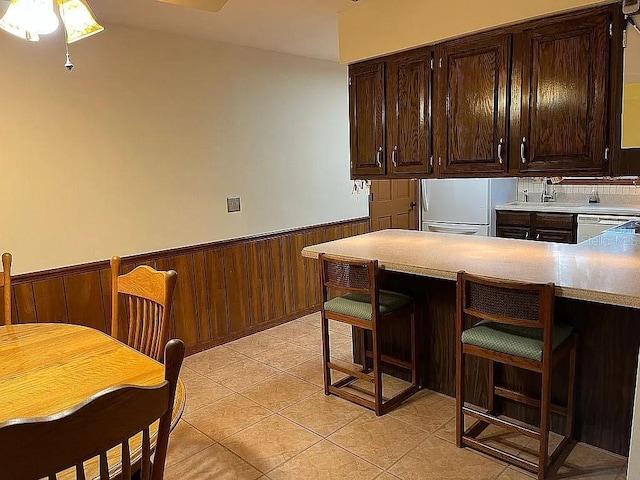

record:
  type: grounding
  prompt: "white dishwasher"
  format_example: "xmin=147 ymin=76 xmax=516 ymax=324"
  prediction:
xmin=577 ymin=214 xmax=640 ymax=242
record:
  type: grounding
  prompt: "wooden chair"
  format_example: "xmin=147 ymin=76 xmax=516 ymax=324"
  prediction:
xmin=111 ymin=257 xmax=178 ymax=362
xmin=0 ymin=253 xmax=11 ymax=326
xmin=0 ymin=338 xmax=185 ymax=480
xmin=320 ymin=253 xmax=418 ymax=416
xmin=456 ymin=271 xmax=577 ymax=480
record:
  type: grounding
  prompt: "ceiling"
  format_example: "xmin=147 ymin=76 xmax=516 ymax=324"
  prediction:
xmin=88 ymin=0 xmax=360 ymax=62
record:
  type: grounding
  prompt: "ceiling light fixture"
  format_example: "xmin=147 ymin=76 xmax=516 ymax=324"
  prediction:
xmin=0 ymin=0 xmax=103 ymax=70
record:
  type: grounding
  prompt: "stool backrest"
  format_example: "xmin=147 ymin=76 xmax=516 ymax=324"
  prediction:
xmin=0 ymin=253 xmax=11 ymax=326
xmin=457 ymin=271 xmax=554 ymax=330
xmin=319 ymin=253 xmax=379 ymax=318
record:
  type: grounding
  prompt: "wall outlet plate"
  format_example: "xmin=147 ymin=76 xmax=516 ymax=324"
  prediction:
xmin=227 ymin=196 xmax=241 ymax=213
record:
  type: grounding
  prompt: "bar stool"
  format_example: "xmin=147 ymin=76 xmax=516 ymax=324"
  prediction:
xmin=319 ymin=253 xmax=418 ymax=416
xmin=456 ymin=271 xmax=577 ymax=480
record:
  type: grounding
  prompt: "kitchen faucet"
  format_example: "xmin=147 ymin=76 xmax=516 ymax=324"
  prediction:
xmin=540 ymin=177 xmax=556 ymax=202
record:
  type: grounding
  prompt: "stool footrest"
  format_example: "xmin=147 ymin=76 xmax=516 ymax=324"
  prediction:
xmin=364 ymin=351 xmax=412 ymax=370
xmin=463 ymin=406 xmax=540 ymax=439
xmin=495 ymin=386 xmax=568 ymax=417
xmin=462 ymin=437 xmax=538 ymax=474
xmin=327 ymin=362 xmax=373 ymax=383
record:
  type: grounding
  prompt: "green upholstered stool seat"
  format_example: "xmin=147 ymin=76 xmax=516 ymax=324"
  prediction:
xmin=324 ymin=290 xmax=412 ymax=321
xmin=461 ymin=321 xmax=573 ymax=362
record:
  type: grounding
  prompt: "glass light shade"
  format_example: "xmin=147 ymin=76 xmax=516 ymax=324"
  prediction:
xmin=0 ymin=0 xmax=59 ymax=41
xmin=57 ymin=0 xmax=103 ymax=44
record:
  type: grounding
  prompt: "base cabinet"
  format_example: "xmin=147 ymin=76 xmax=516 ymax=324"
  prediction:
xmin=496 ymin=211 xmax=577 ymax=244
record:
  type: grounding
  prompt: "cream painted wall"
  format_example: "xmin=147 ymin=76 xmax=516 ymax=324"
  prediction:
xmin=338 ymin=0 xmax=611 ymax=63
xmin=623 ymin=83 xmax=640 ymax=147
xmin=0 ymin=25 xmax=366 ymax=275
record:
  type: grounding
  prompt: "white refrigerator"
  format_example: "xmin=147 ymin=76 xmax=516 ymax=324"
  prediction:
xmin=421 ymin=178 xmax=517 ymax=237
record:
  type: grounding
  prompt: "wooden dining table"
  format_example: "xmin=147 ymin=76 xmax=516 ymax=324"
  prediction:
xmin=0 ymin=323 xmax=186 ymax=479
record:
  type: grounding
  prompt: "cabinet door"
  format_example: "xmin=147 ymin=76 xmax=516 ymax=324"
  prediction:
xmin=386 ymin=50 xmax=432 ymax=176
xmin=349 ymin=61 xmax=386 ymax=178
xmin=435 ymin=33 xmax=510 ymax=175
xmin=515 ymin=11 xmax=611 ymax=174
xmin=496 ymin=226 xmax=531 ymax=240
xmin=534 ymin=229 xmax=574 ymax=244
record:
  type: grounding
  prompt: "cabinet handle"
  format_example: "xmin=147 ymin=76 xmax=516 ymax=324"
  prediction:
xmin=525 ymin=231 xmax=529 ymax=240
xmin=429 ymin=155 xmax=434 ymax=173
xmin=392 ymin=146 xmax=398 ymax=167
xmin=438 ymin=156 xmax=442 ymax=167
xmin=497 ymin=138 xmax=504 ymax=164
xmin=536 ymin=233 xmax=541 ymax=241
xmin=520 ymin=137 xmax=527 ymax=164
xmin=376 ymin=147 xmax=383 ymax=167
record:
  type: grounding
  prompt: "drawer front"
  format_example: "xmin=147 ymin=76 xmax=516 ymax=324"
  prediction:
xmin=534 ymin=228 xmax=574 ymax=244
xmin=534 ymin=213 xmax=575 ymax=230
xmin=497 ymin=211 xmax=531 ymax=227
xmin=497 ymin=226 xmax=531 ymax=240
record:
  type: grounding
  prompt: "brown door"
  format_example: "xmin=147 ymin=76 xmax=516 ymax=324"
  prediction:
xmin=369 ymin=180 xmax=419 ymax=231
xmin=349 ymin=61 xmax=386 ymax=178
xmin=515 ymin=10 xmax=610 ymax=174
xmin=435 ymin=33 xmax=510 ymax=176
xmin=386 ymin=50 xmax=433 ymax=176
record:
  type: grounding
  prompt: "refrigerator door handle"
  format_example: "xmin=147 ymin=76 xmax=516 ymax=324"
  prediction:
xmin=428 ymin=225 xmax=480 ymax=235
xmin=421 ymin=181 xmax=429 ymax=212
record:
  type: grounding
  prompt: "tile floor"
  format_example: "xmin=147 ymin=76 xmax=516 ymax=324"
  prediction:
xmin=166 ymin=312 xmax=628 ymax=480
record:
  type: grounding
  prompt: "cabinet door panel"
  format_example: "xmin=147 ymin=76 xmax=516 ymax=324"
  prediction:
xmin=436 ymin=34 xmax=510 ymax=175
xmin=517 ymin=11 xmax=610 ymax=173
xmin=350 ymin=61 xmax=386 ymax=177
xmin=534 ymin=229 xmax=574 ymax=244
xmin=387 ymin=51 xmax=432 ymax=175
xmin=496 ymin=226 xmax=531 ymax=240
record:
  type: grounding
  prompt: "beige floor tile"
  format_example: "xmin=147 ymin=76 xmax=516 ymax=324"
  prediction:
xmin=328 ymin=412 xmax=428 ymax=469
xmin=286 ymin=357 xmax=347 ymax=388
xmin=204 ymin=357 xmax=280 ymax=392
xmin=288 ymin=329 xmax=323 ymax=351
xmin=375 ymin=474 xmax=402 ymax=480
xmin=388 ymin=436 xmax=506 ymax=480
xmin=549 ymin=442 xmax=626 ymax=480
xmin=497 ymin=467 xmax=534 ymax=479
xmin=388 ymin=390 xmax=455 ymax=434
xmin=268 ymin=440 xmax=382 ymax=480
xmin=226 ymin=333 xmax=288 ymax=358
xmin=240 ymin=373 xmax=321 ymax=411
xmin=252 ymin=343 xmax=320 ymax=371
xmin=180 ymin=368 xmax=234 ymax=416
xmin=297 ymin=312 xmax=321 ymax=328
xmin=183 ymin=394 xmax=272 ymax=441
xmin=183 ymin=346 xmax=248 ymax=377
xmin=164 ymin=443 xmax=262 ymax=480
xmin=346 ymin=374 xmax=413 ymax=401
xmin=328 ymin=319 xmax=354 ymax=336
xmin=280 ymin=391 xmax=366 ymax=437
xmin=166 ymin=420 xmax=216 ymax=467
xmin=266 ymin=320 xmax=319 ymax=339
xmin=221 ymin=415 xmax=321 ymax=473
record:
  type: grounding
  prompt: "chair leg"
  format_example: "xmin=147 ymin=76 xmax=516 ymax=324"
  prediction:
xmin=456 ymin=344 xmax=465 ymax=447
xmin=488 ymin=360 xmax=495 ymax=414
xmin=373 ymin=327 xmax=383 ymax=416
xmin=321 ymin=313 xmax=331 ymax=396
xmin=538 ymin=366 xmax=552 ymax=480
xmin=565 ymin=339 xmax=577 ymax=438
xmin=410 ymin=308 xmax=417 ymax=387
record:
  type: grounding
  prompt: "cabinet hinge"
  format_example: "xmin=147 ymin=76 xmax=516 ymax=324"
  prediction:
xmin=609 ymin=22 xmax=613 ymax=37
xmin=430 ymin=58 xmax=434 ymax=70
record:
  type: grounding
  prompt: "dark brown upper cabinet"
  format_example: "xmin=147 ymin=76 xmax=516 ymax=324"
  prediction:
xmin=349 ymin=61 xmax=386 ymax=178
xmin=512 ymin=9 xmax=612 ymax=175
xmin=435 ymin=33 xmax=510 ymax=176
xmin=386 ymin=50 xmax=433 ymax=176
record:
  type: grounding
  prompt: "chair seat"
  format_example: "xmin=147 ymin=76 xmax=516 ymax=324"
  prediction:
xmin=462 ymin=321 xmax=573 ymax=361
xmin=324 ymin=290 xmax=412 ymax=321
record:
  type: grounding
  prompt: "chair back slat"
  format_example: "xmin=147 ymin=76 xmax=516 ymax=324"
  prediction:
xmin=1 ymin=253 xmax=12 ymax=326
xmin=111 ymin=256 xmax=177 ymax=362
xmin=0 ymin=339 xmax=185 ymax=480
xmin=459 ymin=272 xmax=553 ymax=329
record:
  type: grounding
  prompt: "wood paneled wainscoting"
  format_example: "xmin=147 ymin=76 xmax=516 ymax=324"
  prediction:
xmin=0 ymin=218 xmax=369 ymax=355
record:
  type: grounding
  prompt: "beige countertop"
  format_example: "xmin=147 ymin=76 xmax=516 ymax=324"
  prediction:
xmin=496 ymin=201 xmax=640 ymax=216
xmin=302 ymin=229 xmax=640 ymax=309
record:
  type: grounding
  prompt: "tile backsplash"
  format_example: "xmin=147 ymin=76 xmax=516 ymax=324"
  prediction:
xmin=517 ymin=178 xmax=640 ymax=205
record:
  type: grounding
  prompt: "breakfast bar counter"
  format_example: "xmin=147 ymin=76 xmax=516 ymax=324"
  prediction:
xmin=302 ymin=229 xmax=640 ymax=456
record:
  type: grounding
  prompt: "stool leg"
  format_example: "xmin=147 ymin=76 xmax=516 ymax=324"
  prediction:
xmin=410 ymin=308 xmax=417 ymax=387
xmin=488 ymin=360 xmax=495 ymax=414
xmin=539 ymin=366 xmax=552 ymax=479
xmin=321 ymin=313 xmax=331 ymax=396
xmin=456 ymin=344 xmax=465 ymax=447
xmin=566 ymin=339 xmax=577 ymax=438
xmin=373 ymin=326 xmax=383 ymax=416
